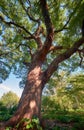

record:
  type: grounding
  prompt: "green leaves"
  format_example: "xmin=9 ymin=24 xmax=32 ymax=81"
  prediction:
xmin=0 ymin=0 xmax=84 ymax=87
xmin=16 ymin=117 xmax=42 ymax=130
xmin=0 ymin=91 xmax=19 ymax=121
xmin=44 ymin=71 xmax=84 ymax=111
xmin=5 ymin=127 xmax=11 ymax=130
xmin=0 ymin=91 xmax=19 ymax=108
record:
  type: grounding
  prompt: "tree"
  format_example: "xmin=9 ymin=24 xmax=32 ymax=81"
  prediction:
xmin=66 ymin=73 xmax=84 ymax=109
xmin=0 ymin=91 xmax=19 ymax=108
xmin=44 ymin=71 xmax=84 ymax=110
xmin=0 ymin=0 xmax=84 ymax=129
xmin=0 ymin=91 xmax=19 ymax=121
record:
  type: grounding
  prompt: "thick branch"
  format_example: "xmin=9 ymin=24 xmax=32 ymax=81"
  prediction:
xmin=48 ymin=45 xmax=63 ymax=52
xmin=21 ymin=31 xmax=43 ymax=49
xmin=34 ymin=26 xmax=45 ymax=49
xmin=34 ymin=26 xmax=44 ymax=37
xmin=35 ymin=0 xmax=54 ymax=62
xmin=44 ymin=37 xmax=84 ymax=82
xmin=40 ymin=0 xmax=53 ymax=35
xmin=35 ymin=37 xmax=43 ymax=49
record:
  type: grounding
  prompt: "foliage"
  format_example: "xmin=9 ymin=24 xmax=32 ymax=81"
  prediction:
xmin=6 ymin=117 xmax=42 ymax=130
xmin=0 ymin=0 xmax=84 ymax=86
xmin=5 ymin=127 xmax=12 ymax=130
xmin=17 ymin=117 xmax=42 ymax=130
xmin=42 ymin=104 xmax=84 ymax=130
xmin=0 ymin=91 xmax=19 ymax=108
xmin=44 ymin=72 xmax=84 ymax=110
xmin=0 ymin=89 xmax=84 ymax=129
xmin=0 ymin=91 xmax=19 ymax=121
xmin=42 ymin=72 xmax=84 ymax=129
xmin=73 ymin=122 xmax=84 ymax=130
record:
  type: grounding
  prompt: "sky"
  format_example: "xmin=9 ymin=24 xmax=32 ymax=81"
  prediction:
xmin=0 ymin=67 xmax=83 ymax=98
xmin=0 ymin=73 xmax=23 ymax=98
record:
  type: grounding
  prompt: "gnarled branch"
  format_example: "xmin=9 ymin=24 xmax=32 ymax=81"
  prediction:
xmin=35 ymin=0 xmax=54 ymax=62
xmin=43 ymin=37 xmax=84 ymax=83
xmin=40 ymin=0 xmax=53 ymax=35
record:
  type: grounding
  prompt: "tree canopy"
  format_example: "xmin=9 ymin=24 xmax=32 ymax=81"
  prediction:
xmin=0 ymin=0 xmax=84 ymax=86
xmin=0 ymin=0 xmax=84 ymax=129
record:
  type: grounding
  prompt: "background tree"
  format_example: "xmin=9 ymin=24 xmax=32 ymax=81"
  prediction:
xmin=0 ymin=91 xmax=19 ymax=121
xmin=0 ymin=91 xmax=19 ymax=108
xmin=0 ymin=0 xmax=84 ymax=129
xmin=44 ymin=71 xmax=84 ymax=110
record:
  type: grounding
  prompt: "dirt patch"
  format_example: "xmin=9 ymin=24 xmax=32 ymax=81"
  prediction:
xmin=41 ymin=119 xmax=74 ymax=130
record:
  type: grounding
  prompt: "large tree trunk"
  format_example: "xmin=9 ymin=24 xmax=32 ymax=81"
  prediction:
xmin=0 ymin=62 xmax=46 ymax=129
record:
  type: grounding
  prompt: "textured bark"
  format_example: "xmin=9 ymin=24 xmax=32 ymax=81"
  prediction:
xmin=0 ymin=62 xmax=45 ymax=130
xmin=3 ymin=63 xmax=44 ymax=128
